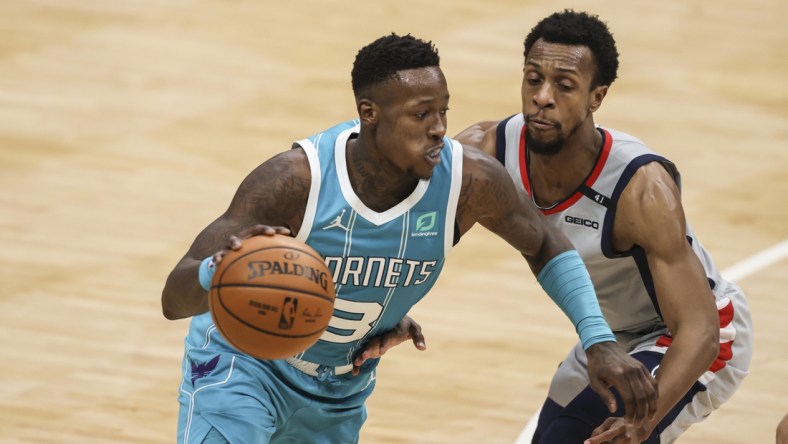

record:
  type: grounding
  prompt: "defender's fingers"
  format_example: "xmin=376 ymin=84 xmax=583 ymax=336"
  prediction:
xmin=379 ymin=335 xmax=399 ymax=355
xmin=631 ymin=368 xmax=658 ymax=425
xmin=620 ymin=379 xmax=641 ymax=425
xmin=410 ymin=331 xmax=426 ymax=350
xmin=623 ymin=372 xmax=652 ymax=427
xmin=621 ymin=365 xmax=655 ymax=426
xmin=408 ymin=321 xmax=426 ymax=350
xmin=585 ymin=418 xmax=624 ymax=444
xmin=353 ymin=350 xmax=370 ymax=366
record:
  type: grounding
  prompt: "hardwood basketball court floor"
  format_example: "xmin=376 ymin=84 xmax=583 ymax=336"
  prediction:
xmin=1 ymin=1 xmax=786 ymax=442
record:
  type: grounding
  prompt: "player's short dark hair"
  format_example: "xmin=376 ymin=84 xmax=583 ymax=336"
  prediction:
xmin=523 ymin=9 xmax=619 ymax=88
xmin=351 ymin=33 xmax=440 ymax=98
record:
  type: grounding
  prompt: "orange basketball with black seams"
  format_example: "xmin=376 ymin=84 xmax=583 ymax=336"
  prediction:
xmin=209 ymin=234 xmax=335 ymax=360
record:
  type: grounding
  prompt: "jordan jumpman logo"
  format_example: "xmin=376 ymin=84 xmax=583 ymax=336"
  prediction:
xmin=323 ymin=209 xmax=349 ymax=231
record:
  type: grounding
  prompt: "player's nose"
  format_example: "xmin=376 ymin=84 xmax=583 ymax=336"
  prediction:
xmin=427 ymin=115 xmax=446 ymax=139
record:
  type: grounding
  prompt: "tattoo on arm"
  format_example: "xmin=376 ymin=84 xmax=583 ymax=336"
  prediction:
xmin=457 ymin=151 xmax=557 ymax=266
xmin=456 ymin=173 xmax=474 ymax=231
xmin=226 ymin=151 xmax=310 ymax=233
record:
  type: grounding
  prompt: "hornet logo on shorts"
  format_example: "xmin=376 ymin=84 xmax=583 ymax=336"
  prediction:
xmin=410 ymin=211 xmax=439 ymax=238
xmin=190 ymin=355 xmax=220 ymax=384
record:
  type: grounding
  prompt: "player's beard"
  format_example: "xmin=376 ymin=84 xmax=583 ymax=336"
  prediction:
xmin=525 ymin=127 xmax=565 ymax=156
xmin=525 ymin=120 xmax=584 ymax=156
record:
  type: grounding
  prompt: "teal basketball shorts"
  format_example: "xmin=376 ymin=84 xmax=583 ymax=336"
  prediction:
xmin=177 ymin=336 xmax=378 ymax=444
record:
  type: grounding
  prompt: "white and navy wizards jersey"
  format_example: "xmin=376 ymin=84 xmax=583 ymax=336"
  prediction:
xmin=291 ymin=120 xmax=463 ymax=367
xmin=495 ymin=113 xmax=746 ymax=374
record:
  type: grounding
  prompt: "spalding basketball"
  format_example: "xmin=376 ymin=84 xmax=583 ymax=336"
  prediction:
xmin=208 ymin=234 xmax=335 ymax=360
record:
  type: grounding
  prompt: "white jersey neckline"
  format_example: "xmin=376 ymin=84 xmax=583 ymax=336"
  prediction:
xmin=334 ymin=126 xmax=430 ymax=226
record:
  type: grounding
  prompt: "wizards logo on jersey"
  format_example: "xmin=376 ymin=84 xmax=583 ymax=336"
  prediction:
xmin=410 ymin=211 xmax=439 ymax=238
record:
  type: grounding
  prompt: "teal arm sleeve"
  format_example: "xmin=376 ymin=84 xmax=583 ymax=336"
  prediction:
xmin=536 ymin=250 xmax=616 ymax=349
xmin=198 ymin=257 xmax=215 ymax=291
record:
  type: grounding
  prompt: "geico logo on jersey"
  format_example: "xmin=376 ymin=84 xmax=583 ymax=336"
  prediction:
xmin=564 ymin=215 xmax=600 ymax=229
xmin=410 ymin=211 xmax=439 ymax=237
xmin=324 ymin=256 xmax=438 ymax=288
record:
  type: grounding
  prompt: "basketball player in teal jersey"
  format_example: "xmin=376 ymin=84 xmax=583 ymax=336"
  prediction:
xmin=161 ymin=33 xmax=657 ymax=444
xmin=456 ymin=10 xmax=753 ymax=443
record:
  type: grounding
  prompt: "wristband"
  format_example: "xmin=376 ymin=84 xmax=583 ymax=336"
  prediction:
xmin=198 ymin=256 xmax=216 ymax=291
xmin=537 ymin=250 xmax=616 ymax=349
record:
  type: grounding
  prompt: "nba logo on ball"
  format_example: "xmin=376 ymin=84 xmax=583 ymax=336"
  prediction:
xmin=279 ymin=297 xmax=298 ymax=330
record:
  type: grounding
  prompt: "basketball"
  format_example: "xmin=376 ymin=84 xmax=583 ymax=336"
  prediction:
xmin=208 ymin=234 xmax=335 ymax=360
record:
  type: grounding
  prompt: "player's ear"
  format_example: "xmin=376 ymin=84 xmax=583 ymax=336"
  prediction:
xmin=357 ymin=99 xmax=378 ymax=125
xmin=589 ymin=85 xmax=608 ymax=113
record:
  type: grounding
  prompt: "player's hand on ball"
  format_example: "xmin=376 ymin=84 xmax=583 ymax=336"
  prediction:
xmin=352 ymin=315 xmax=427 ymax=376
xmin=216 ymin=225 xmax=292 ymax=264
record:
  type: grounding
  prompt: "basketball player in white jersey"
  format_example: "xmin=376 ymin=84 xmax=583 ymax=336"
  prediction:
xmin=456 ymin=10 xmax=753 ymax=443
xmin=161 ymin=33 xmax=658 ymax=443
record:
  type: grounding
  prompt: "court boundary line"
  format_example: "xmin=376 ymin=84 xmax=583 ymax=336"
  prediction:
xmin=513 ymin=238 xmax=788 ymax=444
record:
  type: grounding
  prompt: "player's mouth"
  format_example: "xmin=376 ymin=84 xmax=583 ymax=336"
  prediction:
xmin=425 ymin=145 xmax=443 ymax=166
xmin=526 ymin=116 xmax=557 ymax=131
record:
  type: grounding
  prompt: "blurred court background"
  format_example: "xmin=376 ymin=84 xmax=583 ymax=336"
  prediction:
xmin=1 ymin=0 xmax=786 ymax=442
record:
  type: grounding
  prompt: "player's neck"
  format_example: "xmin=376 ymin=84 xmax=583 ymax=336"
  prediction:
xmin=346 ymin=137 xmax=418 ymax=212
xmin=527 ymin=126 xmax=602 ymax=208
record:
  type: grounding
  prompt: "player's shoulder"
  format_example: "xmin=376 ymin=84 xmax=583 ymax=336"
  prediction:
xmin=455 ymin=115 xmax=516 ymax=156
xmin=457 ymin=139 xmax=498 ymax=165
xmin=617 ymin=158 xmax=683 ymax=231
xmin=600 ymin=125 xmax=653 ymax=151
xmin=456 ymin=119 xmax=500 ymax=139
xmin=602 ymin=126 xmax=642 ymax=142
xmin=615 ymin=161 xmax=686 ymax=250
xmin=301 ymin=119 xmax=360 ymax=144
xmin=599 ymin=125 xmax=672 ymax=170
xmin=455 ymin=139 xmax=510 ymax=185
xmin=244 ymin=145 xmax=311 ymax=188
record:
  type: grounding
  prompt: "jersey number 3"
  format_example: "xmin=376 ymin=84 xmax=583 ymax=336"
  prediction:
xmin=319 ymin=298 xmax=383 ymax=343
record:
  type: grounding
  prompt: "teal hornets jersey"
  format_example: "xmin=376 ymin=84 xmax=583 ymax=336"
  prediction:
xmin=292 ymin=120 xmax=463 ymax=367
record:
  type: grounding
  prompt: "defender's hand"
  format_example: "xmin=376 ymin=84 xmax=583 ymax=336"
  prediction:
xmin=585 ymin=417 xmax=648 ymax=444
xmin=352 ymin=316 xmax=426 ymax=375
xmin=585 ymin=342 xmax=658 ymax=427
